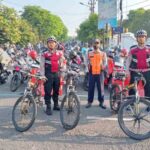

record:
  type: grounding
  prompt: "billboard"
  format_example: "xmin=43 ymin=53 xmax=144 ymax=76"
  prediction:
xmin=98 ymin=0 xmax=117 ymax=29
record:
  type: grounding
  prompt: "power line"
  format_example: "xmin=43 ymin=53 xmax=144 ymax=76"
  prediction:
xmin=124 ymin=0 xmax=150 ymax=8
xmin=123 ymin=4 xmax=150 ymax=14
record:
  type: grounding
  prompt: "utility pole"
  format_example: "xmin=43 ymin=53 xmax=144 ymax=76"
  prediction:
xmin=80 ymin=0 xmax=97 ymax=15
xmin=88 ymin=0 xmax=97 ymax=14
xmin=119 ymin=0 xmax=123 ymax=45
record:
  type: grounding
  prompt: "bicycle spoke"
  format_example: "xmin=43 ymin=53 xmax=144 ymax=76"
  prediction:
xmin=60 ymin=92 xmax=80 ymax=129
xmin=118 ymin=98 xmax=150 ymax=139
xmin=13 ymin=98 xmax=35 ymax=129
xmin=141 ymin=118 xmax=150 ymax=124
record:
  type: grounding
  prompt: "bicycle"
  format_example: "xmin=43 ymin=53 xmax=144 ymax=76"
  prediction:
xmin=60 ymin=66 xmax=81 ymax=130
xmin=118 ymin=72 xmax=150 ymax=140
xmin=12 ymin=70 xmax=46 ymax=132
xmin=110 ymin=69 xmax=130 ymax=113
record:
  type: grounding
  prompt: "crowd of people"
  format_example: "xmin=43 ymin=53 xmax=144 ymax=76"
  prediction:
xmin=0 ymin=29 xmax=150 ymax=116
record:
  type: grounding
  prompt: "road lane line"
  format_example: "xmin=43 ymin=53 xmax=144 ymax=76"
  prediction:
xmin=87 ymin=116 xmax=134 ymax=121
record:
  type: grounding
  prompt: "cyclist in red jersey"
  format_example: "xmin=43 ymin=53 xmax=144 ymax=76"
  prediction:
xmin=126 ymin=29 xmax=150 ymax=99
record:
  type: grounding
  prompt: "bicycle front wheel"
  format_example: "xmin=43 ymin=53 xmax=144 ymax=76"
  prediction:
xmin=110 ymin=84 xmax=121 ymax=113
xmin=10 ymin=74 xmax=21 ymax=92
xmin=12 ymin=95 xmax=37 ymax=132
xmin=118 ymin=97 xmax=150 ymax=140
xmin=60 ymin=92 xmax=80 ymax=130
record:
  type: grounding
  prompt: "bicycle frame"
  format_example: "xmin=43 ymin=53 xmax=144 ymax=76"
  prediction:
xmin=20 ymin=69 xmax=45 ymax=104
xmin=65 ymin=76 xmax=75 ymax=97
xmin=121 ymin=73 xmax=146 ymax=115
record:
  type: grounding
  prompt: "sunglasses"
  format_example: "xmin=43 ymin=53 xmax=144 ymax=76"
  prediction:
xmin=95 ymin=42 xmax=100 ymax=44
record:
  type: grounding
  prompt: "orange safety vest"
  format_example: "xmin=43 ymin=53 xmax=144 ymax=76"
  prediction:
xmin=88 ymin=50 xmax=104 ymax=75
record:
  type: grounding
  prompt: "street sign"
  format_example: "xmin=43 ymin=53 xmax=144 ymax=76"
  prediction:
xmin=112 ymin=27 xmax=123 ymax=34
xmin=98 ymin=0 xmax=117 ymax=29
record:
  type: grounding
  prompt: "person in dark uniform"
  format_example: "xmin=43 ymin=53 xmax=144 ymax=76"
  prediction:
xmin=40 ymin=36 xmax=65 ymax=115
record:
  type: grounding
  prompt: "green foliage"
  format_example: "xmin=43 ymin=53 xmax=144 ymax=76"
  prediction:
xmin=0 ymin=4 xmax=68 ymax=45
xmin=18 ymin=19 xmax=38 ymax=45
xmin=123 ymin=8 xmax=150 ymax=35
xmin=0 ymin=5 xmax=20 ymax=43
xmin=22 ymin=6 xmax=68 ymax=42
xmin=0 ymin=5 xmax=37 ymax=45
xmin=77 ymin=14 xmax=100 ymax=42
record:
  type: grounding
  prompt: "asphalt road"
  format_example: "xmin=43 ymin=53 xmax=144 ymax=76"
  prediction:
xmin=0 ymin=78 xmax=150 ymax=150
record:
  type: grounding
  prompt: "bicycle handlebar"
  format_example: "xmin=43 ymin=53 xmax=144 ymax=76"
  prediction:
xmin=134 ymin=72 xmax=146 ymax=87
xmin=20 ymin=70 xmax=47 ymax=80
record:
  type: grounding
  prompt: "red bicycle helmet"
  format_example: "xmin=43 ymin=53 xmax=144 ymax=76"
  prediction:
xmin=28 ymin=50 xmax=38 ymax=60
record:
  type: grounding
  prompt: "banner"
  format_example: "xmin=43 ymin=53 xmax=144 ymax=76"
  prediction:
xmin=98 ymin=0 xmax=117 ymax=29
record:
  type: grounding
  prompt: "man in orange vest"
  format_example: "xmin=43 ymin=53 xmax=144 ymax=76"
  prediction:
xmin=86 ymin=39 xmax=106 ymax=109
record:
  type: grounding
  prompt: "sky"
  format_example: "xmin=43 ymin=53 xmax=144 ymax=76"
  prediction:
xmin=1 ymin=0 xmax=150 ymax=36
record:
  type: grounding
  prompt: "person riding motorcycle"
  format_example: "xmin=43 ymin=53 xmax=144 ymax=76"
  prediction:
xmin=106 ymin=49 xmax=115 ymax=86
xmin=69 ymin=50 xmax=81 ymax=73
xmin=120 ymin=48 xmax=128 ymax=58
xmin=69 ymin=50 xmax=81 ymax=65
xmin=126 ymin=29 xmax=150 ymax=100
xmin=40 ymin=36 xmax=65 ymax=115
xmin=29 ymin=50 xmax=38 ymax=60
xmin=119 ymin=48 xmax=128 ymax=68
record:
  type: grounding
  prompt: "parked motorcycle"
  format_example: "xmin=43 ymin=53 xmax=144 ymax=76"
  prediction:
xmin=10 ymin=56 xmax=28 ymax=92
xmin=0 ymin=63 xmax=11 ymax=84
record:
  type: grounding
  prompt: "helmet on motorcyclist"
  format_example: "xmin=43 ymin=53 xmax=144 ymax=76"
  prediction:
xmin=69 ymin=50 xmax=77 ymax=59
xmin=107 ymin=48 xmax=115 ymax=58
xmin=136 ymin=29 xmax=147 ymax=37
xmin=120 ymin=48 xmax=128 ymax=57
xmin=28 ymin=50 xmax=38 ymax=60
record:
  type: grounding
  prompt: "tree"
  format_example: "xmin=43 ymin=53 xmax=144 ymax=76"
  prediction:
xmin=22 ymin=6 xmax=68 ymax=42
xmin=0 ymin=5 xmax=21 ymax=43
xmin=0 ymin=5 xmax=37 ymax=45
xmin=77 ymin=14 xmax=100 ymax=42
xmin=18 ymin=19 xmax=38 ymax=46
xmin=123 ymin=8 xmax=150 ymax=35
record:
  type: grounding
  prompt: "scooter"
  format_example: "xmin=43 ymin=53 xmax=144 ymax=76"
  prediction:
xmin=0 ymin=63 xmax=11 ymax=84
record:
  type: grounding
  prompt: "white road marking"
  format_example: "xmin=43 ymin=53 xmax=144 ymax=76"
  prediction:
xmin=0 ymin=93 xmax=109 ymax=99
xmin=87 ymin=116 xmax=134 ymax=121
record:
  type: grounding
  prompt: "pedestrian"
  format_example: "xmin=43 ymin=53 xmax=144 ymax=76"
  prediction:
xmin=86 ymin=39 xmax=106 ymax=109
xmin=81 ymin=42 xmax=88 ymax=63
xmin=40 ymin=36 xmax=65 ymax=115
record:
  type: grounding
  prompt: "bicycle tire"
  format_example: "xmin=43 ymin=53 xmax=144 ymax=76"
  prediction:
xmin=110 ymin=84 xmax=121 ymax=113
xmin=12 ymin=95 xmax=37 ymax=132
xmin=10 ymin=74 xmax=21 ymax=92
xmin=118 ymin=97 xmax=150 ymax=140
xmin=60 ymin=92 xmax=80 ymax=130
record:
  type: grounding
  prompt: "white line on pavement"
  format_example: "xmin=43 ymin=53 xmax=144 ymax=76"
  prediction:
xmin=87 ymin=116 xmax=134 ymax=121
xmin=0 ymin=93 xmax=109 ymax=99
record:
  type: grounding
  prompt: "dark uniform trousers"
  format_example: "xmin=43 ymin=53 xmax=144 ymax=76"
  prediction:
xmin=88 ymin=73 xmax=104 ymax=104
xmin=129 ymin=71 xmax=150 ymax=98
xmin=44 ymin=72 xmax=60 ymax=106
